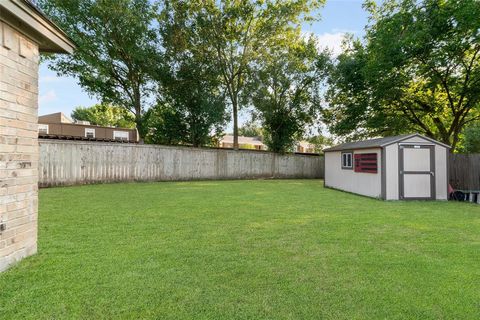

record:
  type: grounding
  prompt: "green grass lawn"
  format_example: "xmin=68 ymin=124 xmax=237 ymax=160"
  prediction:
xmin=1 ymin=180 xmax=480 ymax=319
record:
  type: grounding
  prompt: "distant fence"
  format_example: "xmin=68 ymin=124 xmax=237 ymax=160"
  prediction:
xmin=38 ymin=140 xmax=324 ymax=187
xmin=449 ymin=154 xmax=480 ymax=190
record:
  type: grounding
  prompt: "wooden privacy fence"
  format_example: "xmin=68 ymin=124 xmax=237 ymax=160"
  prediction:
xmin=38 ymin=140 xmax=324 ymax=187
xmin=449 ymin=154 xmax=480 ymax=190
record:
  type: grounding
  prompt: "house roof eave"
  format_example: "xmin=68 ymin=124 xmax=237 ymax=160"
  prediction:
xmin=0 ymin=0 xmax=76 ymax=54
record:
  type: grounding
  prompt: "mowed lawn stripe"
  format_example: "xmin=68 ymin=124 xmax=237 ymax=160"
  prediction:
xmin=0 ymin=180 xmax=479 ymax=319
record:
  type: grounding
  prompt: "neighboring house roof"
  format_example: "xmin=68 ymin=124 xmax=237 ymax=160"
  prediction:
xmin=323 ymin=133 xmax=451 ymax=152
xmin=297 ymin=140 xmax=315 ymax=149
xmin=39 ymin=112 xmax=135 ymax=130
xmin=221 ymin=135 xmax=265 ymax=147
xmin=38 ymin=112 xmax=73 ymax=124
xmin=0 ymin=0 xmax=75 ymax=53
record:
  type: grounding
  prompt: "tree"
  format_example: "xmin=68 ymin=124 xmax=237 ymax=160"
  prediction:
xmin=307 ymin=134 xmax=334 ymax=154
xmin=38 ymin=0 xmax=159 ymax=140
xmin=148 ymin=1 xmax=228 ymax=147
xmin=250 ymin=36 xmax=328 ymax=153
xmin=144 ymin=65 xmax=227 ymax=147
xmin=143 ymin=104 xmax=187 ymax=145
xmin=71 ymin=104 xmax=135 ymax=128
xmin=324 ymin=0 xmax=480 ymax=150
xmin=461 ymin=122 xmax=480 ymax=153
xmin=238 ymin=122 xmax=263 ymax=138
xmin=165 ymin=0 xmax=323 ymax=149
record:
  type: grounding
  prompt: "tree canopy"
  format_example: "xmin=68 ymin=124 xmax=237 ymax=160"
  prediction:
xmin=71 ymin=104 xmax=135 ymax=128
xmin=324 ymin=0 xmax=480 ymax=150
xmin=250 ymin=35 xmax=329 ymax=153
xmin=38 ymin=0 xmax=160 ymax=140
xmin=39 ymin=0 xmax=480 ymax=153
xmin=147 ymin=1 xmax=228 ymax=147
xmin=307 ymin=134 xmax=334 ymax=154
xmin=238 ymin=122 xmax=264 ymax=138
xmin=162 ymin=0 xmax=324 ymax=149
xmin=459 ymin=123 xmax=480 ymax=153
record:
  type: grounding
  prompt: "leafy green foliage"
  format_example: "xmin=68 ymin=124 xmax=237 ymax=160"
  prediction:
xmin=163 ymin=0 xmax=324 ymax=148
xmin=306 ymin=134 xmax=334 ymax=153
xmin=144 ymin=96 xmax=226 ymax=147
xmin=71 ymin=104 xmax=135 ymax=128
xmin=323 ymin=39 xmax=410 ymax=140
xmin=250 ymin=37 xmax=329 ymax=153
xmin=39 ymin=0 xmax=324 ymax=148
xmin=38 ymin=0 xmax=160 ymax=139
xmin=238 ymin=122 xmax=264 ymax=138
xmin=148 ymin=2 xmax=228 ymax=147
xmin=461 ymin=122 xmax=480 ymax=153
xmin=143 ymin=104 xmax=186 ymax=145
xmin=325 ymin=0 xmax=480 ymax=150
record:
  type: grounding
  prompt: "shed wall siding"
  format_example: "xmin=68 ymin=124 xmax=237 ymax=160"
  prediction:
xmin=434 ymin=145 xmax=448 ymax=200
xmin=385 ymin=144 xmax=399 ymax=200
xmin=325 ymin=148 xmax=382 ymax=198
xmin=326 ymin=135 xmax=449 ymax=201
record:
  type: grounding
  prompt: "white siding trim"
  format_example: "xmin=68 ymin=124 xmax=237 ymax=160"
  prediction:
xmin=38 ymin=124 xmax=49 ymax=134
xmin=113 ymin=131 xmax=129 ymax=140
xmin=85 ymin=128 xmax=95 ymax=138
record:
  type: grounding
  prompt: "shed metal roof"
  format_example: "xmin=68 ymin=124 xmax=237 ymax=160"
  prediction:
xmin=323 ymin=133 xmax=450 ymax=152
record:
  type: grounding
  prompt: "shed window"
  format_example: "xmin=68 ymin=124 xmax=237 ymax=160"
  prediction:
xmin=85 ymin=128 xmax=95 ymax=138
xmin=354 ymin=153 xmax=378 ymax=173
xmin=38 ymin=124 xmax=49 ymax=134
xmin=341 ymin=152 xmax=353 ymax=169
xmin=113 ymin=131 xmax=129 ymax=141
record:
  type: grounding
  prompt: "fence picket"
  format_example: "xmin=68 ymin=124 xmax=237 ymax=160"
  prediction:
xmin=449 ymin=154 xmax=480 ymax=190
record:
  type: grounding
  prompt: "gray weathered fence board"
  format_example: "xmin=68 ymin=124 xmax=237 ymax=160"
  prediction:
xmin=39 ymin=140 xmax=324 ymax=187
xmin=449 ymin=154 xmax=480 ymax=190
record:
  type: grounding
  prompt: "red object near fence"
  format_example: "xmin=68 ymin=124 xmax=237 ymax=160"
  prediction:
xmin=354 ymin=153 xmax=378 ymax=173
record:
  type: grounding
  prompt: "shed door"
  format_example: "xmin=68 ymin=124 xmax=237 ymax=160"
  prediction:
xmin=399 ymin=145 xmax=435 ymax=200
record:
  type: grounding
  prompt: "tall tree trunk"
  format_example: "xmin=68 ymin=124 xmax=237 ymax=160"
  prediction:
xmin=450 ymin=129 xmax=461 ymax=152
xmin=232 ymin=97 xmax=239 ymax=150
xmin=133 ymin=86 xmax=144 ymax=143
xmin=134 ymin=114 xmax=144 ymax=144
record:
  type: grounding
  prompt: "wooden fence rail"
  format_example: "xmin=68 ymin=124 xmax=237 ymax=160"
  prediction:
xmin=38 ymin=140 xmax=324 ymax=187
xmin=449 ymin=154 xmax=480 ymax=190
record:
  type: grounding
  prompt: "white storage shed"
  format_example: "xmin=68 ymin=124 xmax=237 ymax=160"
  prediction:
xmin=323 ymin=134 xmax=450 ymax=200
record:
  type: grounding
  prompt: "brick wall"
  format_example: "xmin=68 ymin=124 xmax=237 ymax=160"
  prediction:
xmin=0 ymin=21 xmax=40 ymax=272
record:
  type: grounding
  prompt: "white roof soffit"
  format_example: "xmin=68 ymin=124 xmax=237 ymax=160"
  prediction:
xmin=1 ymin=0 xmax=75 ymax=53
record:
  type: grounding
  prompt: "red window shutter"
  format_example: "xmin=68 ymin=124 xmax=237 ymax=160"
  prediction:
xmin=354 ymin=153 xmax=378 ymax=173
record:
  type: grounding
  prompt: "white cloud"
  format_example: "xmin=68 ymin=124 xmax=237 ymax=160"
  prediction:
xmin=39 ymin=90 xmax=57 ymax=105
xmin=313 ymin=32 xmax=348 ymax=57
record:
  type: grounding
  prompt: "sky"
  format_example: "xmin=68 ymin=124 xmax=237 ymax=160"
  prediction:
xmin=38 ymin=0 xmax=369 ymax=128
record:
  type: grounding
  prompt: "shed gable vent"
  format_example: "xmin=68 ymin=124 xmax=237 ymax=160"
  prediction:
xmin=354 ymin=153 xmax=378 ymax=173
